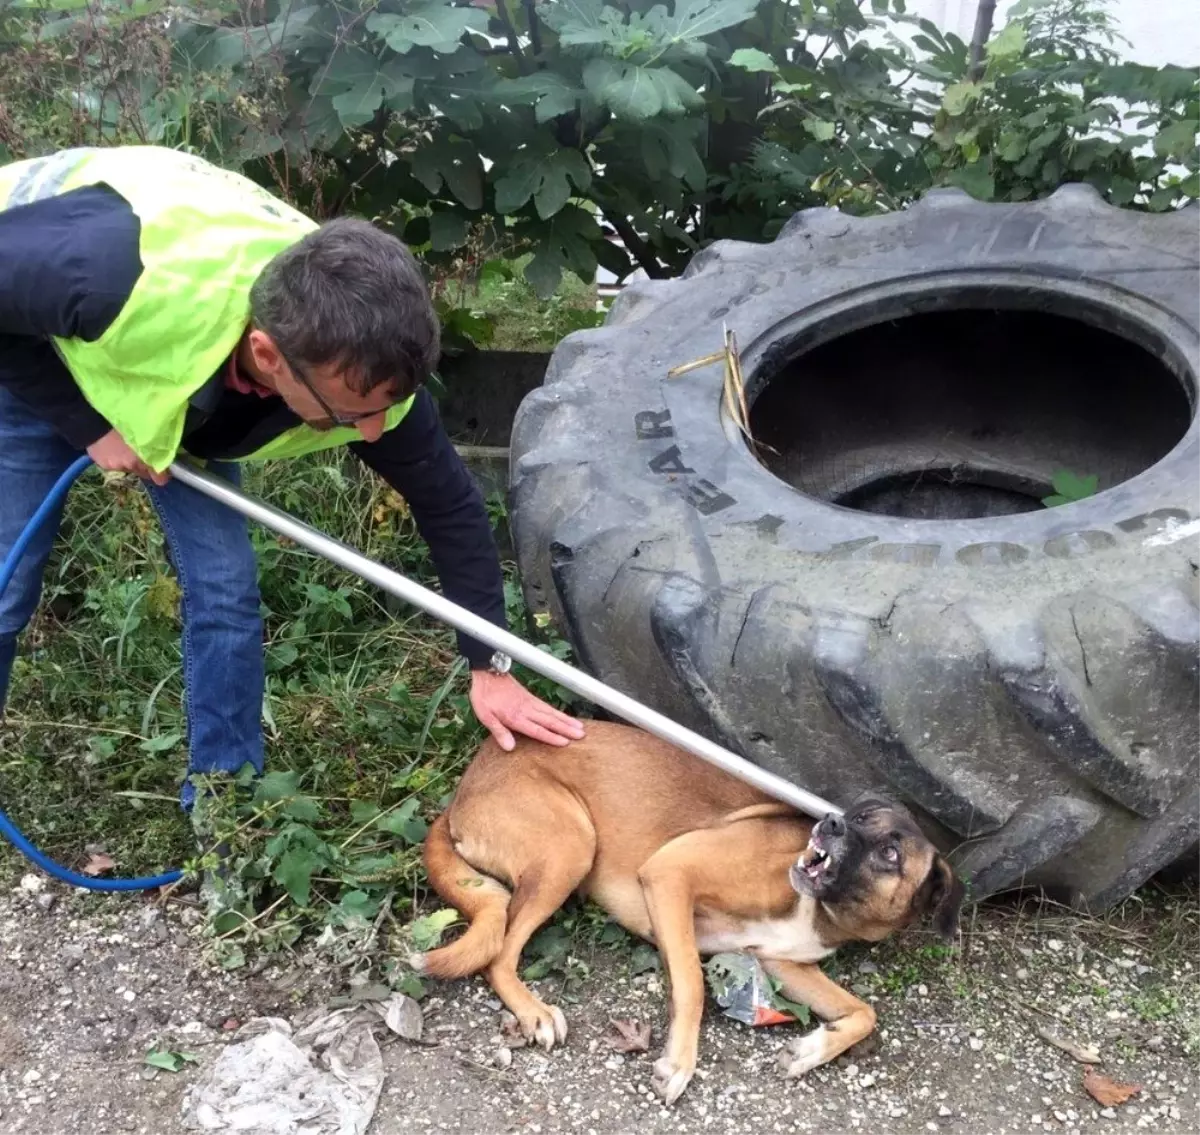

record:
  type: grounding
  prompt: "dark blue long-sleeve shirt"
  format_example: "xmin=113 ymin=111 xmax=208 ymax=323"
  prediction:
xmin=0 ymin=184 xmax=506 ymax=667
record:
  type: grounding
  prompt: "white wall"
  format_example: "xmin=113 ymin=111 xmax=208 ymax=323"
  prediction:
xmin=904 ymin=0 xmax=1200 ymax=67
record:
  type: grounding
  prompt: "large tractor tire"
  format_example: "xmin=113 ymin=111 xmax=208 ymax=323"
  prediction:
xmin=509 ymin=186 xmax=1199 ymax=910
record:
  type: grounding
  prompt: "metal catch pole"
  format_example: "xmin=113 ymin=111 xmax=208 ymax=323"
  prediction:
xmin=169 ymin=460 xmax=842 ymax=819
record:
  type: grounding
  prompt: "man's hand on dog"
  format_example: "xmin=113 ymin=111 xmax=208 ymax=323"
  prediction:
xmin=469 ymin=670 xmax=586 ymax=751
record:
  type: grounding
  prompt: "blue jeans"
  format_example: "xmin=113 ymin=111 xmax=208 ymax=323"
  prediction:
xmin=0 ymin=387 xmax=265 ymax=808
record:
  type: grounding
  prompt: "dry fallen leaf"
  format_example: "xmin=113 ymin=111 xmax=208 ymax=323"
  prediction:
xmin=1035 ymin=1025 xmax=1102 ymax=1064
xmin=1084 ymin=1066 xmax=1142 ymax=1107
xmin=381 ymin=993 xmax=424 ymax=1042
xmin=605 ymin=1018 xmax=651 ymax=1054
xmin=82 ymin=852 xmax=115 ymax=877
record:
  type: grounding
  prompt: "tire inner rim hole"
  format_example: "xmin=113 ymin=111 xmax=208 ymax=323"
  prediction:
xmin=748 ymin=308 xmax=1192 ymax=521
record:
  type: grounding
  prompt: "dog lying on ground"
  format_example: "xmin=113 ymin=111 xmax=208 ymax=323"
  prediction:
xmin=410 ymin=720 xmax=964 ymax=1104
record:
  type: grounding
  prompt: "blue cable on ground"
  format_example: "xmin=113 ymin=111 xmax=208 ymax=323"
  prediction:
xmin=0 ymin=454 xmax=183 ymax=891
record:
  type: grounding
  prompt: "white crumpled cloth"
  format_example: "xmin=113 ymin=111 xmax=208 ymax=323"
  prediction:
xmin=181 ymin=993 xmax=421 ymax=1135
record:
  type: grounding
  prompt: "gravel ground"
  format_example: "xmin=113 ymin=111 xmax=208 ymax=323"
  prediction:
xmin=0 ymin=877 xmax=1195 ymax=1135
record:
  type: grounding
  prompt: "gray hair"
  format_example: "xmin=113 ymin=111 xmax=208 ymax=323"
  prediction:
xmin=250 ymin=216 xmax=440 ymax=399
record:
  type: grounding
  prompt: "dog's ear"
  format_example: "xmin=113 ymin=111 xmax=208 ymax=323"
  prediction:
xmin=921 ymin=856 xmax=966 ymax=942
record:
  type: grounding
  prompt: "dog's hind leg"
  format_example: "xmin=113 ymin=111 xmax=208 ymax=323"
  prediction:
xmin=483 ymin=793 xmax=596 ymax=1052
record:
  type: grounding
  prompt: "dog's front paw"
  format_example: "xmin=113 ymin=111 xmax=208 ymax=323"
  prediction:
xmin=518 ymin=1001 xmax=569 ymax=1052
xmin=651 ymin=1055 xmax=695 ymax=1106
xmin=778 ymin=1026 xmax=835 ymax=1078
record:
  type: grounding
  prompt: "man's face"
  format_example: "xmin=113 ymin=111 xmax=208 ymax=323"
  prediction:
xmin=246 ymin=329 xmax=397 ymax=443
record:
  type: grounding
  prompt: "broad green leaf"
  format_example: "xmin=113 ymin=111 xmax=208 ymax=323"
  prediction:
xmin=1153 ymin=120 xmax=1197 ymax=160
xmin=986 ymin=21 xmax=1026 ymax=62
xmin=946 ymin=162 xmax=995 ymax=200
xmin=642 ymin=0 xmax=763 ymax=57
xmin=350 ymin=800 xmax=381 ymax=824
xmin=255 ymin=770 xmax=301 ymax=802
xmin=284 ymin=96 xmax=343 ymax=157
xmin=409 ymin=907 xmax=459 ymax=951
xmin=1050 ymin=469 xmax=1099 ymax=502
xmin=493 ymin=73 xmax=582 ymax=123
xmin=728 ymin=47 xmax=778 ymax=74
xmin=521 ymin=205 xmax=602 ymax=298
xmin=942 ymin=81 xmax=981 ymax=117
xmin=541 ymin=0 xmax=627 ymax=49
xmin=630 ymin=943 xmax=660 ymax=975
xmin=409 ymin=138 xmax=486 ymax=209
xmin=996 ymin=130 xmax=1027 ymax=162
xmin=188 ymin=6 xmax=325 ymax=70
xmin=139 ymin=731 xmax=182 ymax=754
xmin=367 ymin=3 xmax=489 ymax=55
xmin=313 ymin=47 xmax=416 ymax=128
xmin=378 ymin=797 xmax=429 ymax=844
xmin=1180 ymin=171 xmax=1200 ymax=199
xmin=282 ymin=795 xmax=322 ymax=823
xmin=494 ymin=146 xmax=592 ymax=219
xmin=804 ymin=117 xmax=835 ymax=141
xmin=422 ymin=69 xmax=498 ymax=130
xmin=1107 ymin=175 xmax=1138 ymax=206
xmin=430 ymin=211 xmax=471 ymax=250
xmin=274 ymin=846 xmax=319 ymax=907
xmin=218 ymin=943 xmax=246 ymax=971
xmin=582 ymin=58 xmax=702 ymax=120
xmin=640 ymin=121 xmax=707 ymax=191
xmin=144 ymin=1049 xmax=197 ymax=1073
xmin=334 ymin=890 xmax=381 ymax=924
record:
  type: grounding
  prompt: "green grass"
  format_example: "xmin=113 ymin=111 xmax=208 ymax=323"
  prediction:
xmin=0 ymin=450 xmax=578 ymax=967
xmin=437 ymin=255 xmax=604 ymax=353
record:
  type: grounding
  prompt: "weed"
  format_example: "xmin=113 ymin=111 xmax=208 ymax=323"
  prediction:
xmin=0 ymin=450 xmax=580 ymax=969
xmin=1132 ymin=986 xmax=1181 ymax=1022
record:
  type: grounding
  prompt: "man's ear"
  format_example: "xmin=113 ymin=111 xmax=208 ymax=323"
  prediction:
xmin=924 ymin=856 xmax=966 ymax=942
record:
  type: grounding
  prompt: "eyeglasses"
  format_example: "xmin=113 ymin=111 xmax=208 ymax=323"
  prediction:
xmin=285 ymin=355 xmax=392 ymax=427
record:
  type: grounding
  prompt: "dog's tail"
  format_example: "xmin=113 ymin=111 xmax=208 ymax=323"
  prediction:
xmin=410 ymin=811 xmax=510 ymax=979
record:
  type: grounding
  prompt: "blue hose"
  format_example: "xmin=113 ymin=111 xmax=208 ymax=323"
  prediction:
xmin=0 ymin=455 xmax=184 ymax=891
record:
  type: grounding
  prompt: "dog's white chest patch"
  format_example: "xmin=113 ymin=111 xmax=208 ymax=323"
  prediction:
xmin=695 ymin=897 xmax=833 ymax=964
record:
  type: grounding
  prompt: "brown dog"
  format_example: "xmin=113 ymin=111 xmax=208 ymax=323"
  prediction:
xmin=411 ymin=720 xmax=964 ymax=1104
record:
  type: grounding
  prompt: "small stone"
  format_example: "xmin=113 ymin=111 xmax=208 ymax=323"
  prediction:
xmin=969 ymin=1037 xmax=984 ymax=1051
xmin=604 ymin=1057 xmax=624 ymax=1071
xmin=1054 ymin=1110 xmax=1068 ymax=1123
xmin=1169 ymin=1107 xmax=1181 ymax=1120
xmin=1032 ymin=1115 xmax=1042 ymax=1125
xmin=19 ymin=874 xmax=44 ymax=894
xmin=917 ymin=984 xmax=929 ymax=997
xmin=1017 ymin=968 xmax=1030 ymax=980
xmin=1100 ymin=1108 xmax=1117 ymax=1119
xmin=1146 ymin=1036 xmax=1165 ymax=1050
xmin=122 ymin=989 xmax=136 ymax=1003
xmin=859 ymin=1074 xmax=876 ymax=1088
xmin=1047 ymin=939 xmax=1065 ymax=952
xmin=889 ymin=1107 xmax=906 ymax=1118
xmin=857 ymin=961 xmax=879 ymax=975
xmin=938 ymin=1106 xmax=952 ymax=1117
xmin=21 ymin=1070 xmax=42 ymax=1085
xmin=493 ymin=1047 xmax=512 ymax=1070
xmin=926 ymin=1125 xmax=938 ymax=1132
xmin=35 ymin=893 xmax=56 ymax=913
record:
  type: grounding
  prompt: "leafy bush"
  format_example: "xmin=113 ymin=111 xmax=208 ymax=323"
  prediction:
xmin=1 ymin=0 xmax=1195 ymax=302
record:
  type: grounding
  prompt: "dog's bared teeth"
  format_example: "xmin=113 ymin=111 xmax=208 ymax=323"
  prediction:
xmin=800 ymin=845 xmax=830 ymax=875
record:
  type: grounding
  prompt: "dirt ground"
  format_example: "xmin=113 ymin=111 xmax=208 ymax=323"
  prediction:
xmin=0 ymin=878 xmax=1195 ymax=1135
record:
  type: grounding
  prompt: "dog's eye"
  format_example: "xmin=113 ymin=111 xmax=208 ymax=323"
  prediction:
xmin=880 ymin=845 xmax=900 ymax=864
